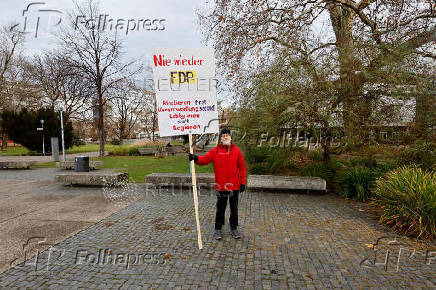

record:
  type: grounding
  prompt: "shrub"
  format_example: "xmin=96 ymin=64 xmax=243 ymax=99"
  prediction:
xmin=337 ymin=167 xmax=377 ymax=201
xmin=300 ymin=160 xmax=341 ymax=184
xmin=348 ymin=157 xmax=378 ymax=168
xmin=249 ymin=164 xmax=269 ymax=174
xmin=398 ymin=141 xmax=436 ymax=170
xmin=72 ymin=137 xmax=85 ymax=147
xmin=110 ymin=146 xmax=129 ymax=156
xmin=372 ymin=166 xmax=436 ymax=239
xmin=244 ymin=146 xmax=293 ymax=174
xmin=244 ymin=146 xmax=270 ymax=163
xmin=307 ymin=149 xmax=323 ymax=162
xmin=111 ymin=139 xmax=121 ymax=145
xmin=265 ymin=147 xmax=293 ymax=172
xmin=128 ymin=146 xmax=140 ymax=156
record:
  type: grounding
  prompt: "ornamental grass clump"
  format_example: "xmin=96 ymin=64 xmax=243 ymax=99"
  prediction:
xmin=371 ymin=166 xmax=436 ymax=239
xmin=337 ymin=167 xmax=376 ymax=201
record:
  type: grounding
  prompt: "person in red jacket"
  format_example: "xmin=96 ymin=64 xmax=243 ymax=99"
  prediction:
xmin=188 ymin=128 xmax=246 ymax=240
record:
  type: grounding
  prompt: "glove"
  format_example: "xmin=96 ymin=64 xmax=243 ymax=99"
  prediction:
xmin=188 ymin=153 xmax=198 ymax=162
xmin=239 ymin=184 xmax=246 ymax=193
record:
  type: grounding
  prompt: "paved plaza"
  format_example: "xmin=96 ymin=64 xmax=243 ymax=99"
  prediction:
xmin=0 ymin=169 xmax=435 ymax=289
xmin=0 ymin=169 xmax=135 ymax=274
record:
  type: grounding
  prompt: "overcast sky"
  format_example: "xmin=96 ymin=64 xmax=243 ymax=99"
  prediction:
xmin=0 ymin=0 xmax=237 ymax=103
xmin=0 ymin=0 xmax=207 ymax=58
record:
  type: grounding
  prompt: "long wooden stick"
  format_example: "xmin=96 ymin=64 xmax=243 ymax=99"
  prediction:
xmin=189 ymin=134 xmax=203 ymax=250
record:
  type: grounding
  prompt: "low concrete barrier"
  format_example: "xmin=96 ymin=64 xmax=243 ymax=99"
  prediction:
xmin=55 ymin=169 xmax=128 ymax=186
xmin=145 ymin=173 xmax=326 ymax=193
xmin=56 ymin=160 xmax=104 ymax=170
xmin=0 ymin=161 xmax=37 ymax=169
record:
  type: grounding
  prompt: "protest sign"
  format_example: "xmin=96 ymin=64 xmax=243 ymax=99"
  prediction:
xmin=152 ymin=48 xmax=219 ymax=137
xmin=152 ymin=48 xmax=219 ymax=249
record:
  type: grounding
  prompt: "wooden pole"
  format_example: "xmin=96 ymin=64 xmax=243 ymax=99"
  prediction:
xmin=189 ymin=134 xmax=203 ymax=249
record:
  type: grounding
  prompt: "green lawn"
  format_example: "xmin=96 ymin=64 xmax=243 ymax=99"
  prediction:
xmin=1 ymin=144 xmax=116 ymax=156
xmin=0 ymin=146 xmax=29 ymax=156
xmin=66 ymin=144 xmax=120 ymax=154
xmin=101 ymin=155 xmax=214 ymax=182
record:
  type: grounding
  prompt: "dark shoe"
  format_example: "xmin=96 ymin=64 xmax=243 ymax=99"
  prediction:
xmin=231 ymin=229 xmax=241 ymax=239
xmin=214 ymin=229 xmax=223 ymax=240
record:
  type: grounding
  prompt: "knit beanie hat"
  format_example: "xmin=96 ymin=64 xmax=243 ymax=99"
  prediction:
xmin=220 ymin=128 xmax=231 ymax=136
xmin=219 ymin=128 xmax=231 ymax=144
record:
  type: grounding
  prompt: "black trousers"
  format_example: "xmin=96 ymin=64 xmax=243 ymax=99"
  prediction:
xmin=215 ymin=190 xmax=239 ymax=230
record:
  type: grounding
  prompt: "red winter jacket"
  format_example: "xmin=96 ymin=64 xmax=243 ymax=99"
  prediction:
xmin=196 ymin=142 xmax=246 ymax=191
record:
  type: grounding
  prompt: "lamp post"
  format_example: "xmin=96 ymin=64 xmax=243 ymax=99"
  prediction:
xmin=60 ymin=107 xmax=66 ymax=162
xmin=40 ymin=119 xmax=45 ymax=156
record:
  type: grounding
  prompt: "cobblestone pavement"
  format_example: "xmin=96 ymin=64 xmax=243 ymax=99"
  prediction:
xmin=0 ymin=185 xmax=434 ymax=289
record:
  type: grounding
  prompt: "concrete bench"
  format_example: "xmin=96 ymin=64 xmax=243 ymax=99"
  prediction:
xmin=56 ymin=160 xmax=104 ymax=170
xmin=145 ymin=173 xmax=326 ymax=193
xmin=55 ymin=169 xmax=128 ymax=186
xmin=0 ymin=161 xmax=37 ymax=169
xmin=138 ymin=148 xmax=157 ymax=156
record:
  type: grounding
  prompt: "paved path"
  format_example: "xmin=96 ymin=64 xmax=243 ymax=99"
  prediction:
xmin=0 ymin=169 xmax=137 ymax=275
xmin=0 ymin=185 xmax=434 ymax=288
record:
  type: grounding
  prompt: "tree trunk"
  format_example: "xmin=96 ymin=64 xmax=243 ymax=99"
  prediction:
xmin=328 ymin=4 xmax=367 ymax=142
xmin=98 ymin=92 xmax=105 ymax=158
xmin=1 ymin=130 xmax=7 ymax=151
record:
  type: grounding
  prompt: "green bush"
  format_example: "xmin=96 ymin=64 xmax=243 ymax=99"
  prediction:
xmin=244 ymin=146 xmax=293 ymax=174
xmin=72 ymin=137 xmax=85 ymax=147
xmin=307 ymin=149 xmax=323 ymax=162
xmin=300 ymin=160 xmax=341 ymax=184
xmin=111 ymin=139 xmax=122 ymax=145
xmin=348 ymin=157 xmax=378 ymax=168
xmin=110 ymin=146 xmax=129 ymax=156
xmin=244 ymin=146 xmax=271 ymax=163
xmin=372 ymin=166 xmax=436 ymax=239
xmin=249 ymin=164 xmax=269 ymax=175
xmin=337 ymin=167 xmax=377 ymax=201
xmin=398 ymin=141 xmax=436 ymax=170
xmin=265 ymin=147 xmax=292 ymax=172
xmin=128 ymin=146 xmax=140 ymax=156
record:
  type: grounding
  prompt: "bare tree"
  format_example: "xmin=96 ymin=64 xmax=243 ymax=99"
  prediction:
xmin=57 ymin=0 xmax=136 ymax=157
xmin=199 ymin=0 xmax=436 ymax=140
xmin=0 ymin=23 xmax=25 ymax=150
xmin=108 ymin=80 xmax=144 ymax=142
xmin=135 ymin=89 xmax=157 ymax=140
xmin=28 ymin=51 xmax=92 ymax=121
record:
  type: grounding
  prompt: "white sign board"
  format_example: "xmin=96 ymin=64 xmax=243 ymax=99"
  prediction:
xmin=152 ymin=48 xmax=219 ymax=137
